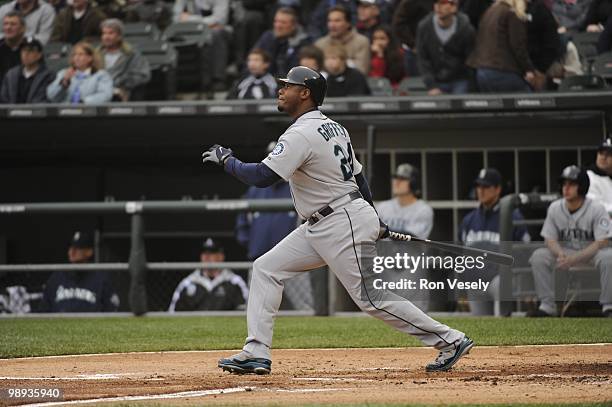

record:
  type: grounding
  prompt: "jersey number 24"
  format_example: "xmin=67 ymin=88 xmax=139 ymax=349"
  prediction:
xmin=334 ymin=143 xmax=354 ymax=181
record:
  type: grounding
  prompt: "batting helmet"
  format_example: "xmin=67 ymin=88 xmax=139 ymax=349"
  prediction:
xmin=559 ymin=165 xmax=590 ymax=196
xmin=278 ymin=66 xmax=327 ymax=106
xmin=393 ymin=163 xmax=421 ymax=196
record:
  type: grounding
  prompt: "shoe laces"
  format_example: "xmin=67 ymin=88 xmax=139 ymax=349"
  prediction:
xmin=433 ymin=348 xmax=456 ymax=364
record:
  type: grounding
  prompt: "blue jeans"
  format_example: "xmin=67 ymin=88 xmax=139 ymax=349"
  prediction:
xmin=476 ymin=68 xmax=532 ymax=92
xmin=437 ymin=79 xmax=470 ymax=94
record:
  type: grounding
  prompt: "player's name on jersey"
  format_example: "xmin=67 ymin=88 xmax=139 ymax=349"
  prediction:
xmin=372 ymin=278 xmax=490 ymax=292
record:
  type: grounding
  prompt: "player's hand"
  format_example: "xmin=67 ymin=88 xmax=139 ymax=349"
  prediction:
xmin=378 ymin=219 xmax=390 ymax=240
xmin=202 ymin=144 xmax=233 ymax=166
xmin=556 ymin=253 xmax=573 ymax=270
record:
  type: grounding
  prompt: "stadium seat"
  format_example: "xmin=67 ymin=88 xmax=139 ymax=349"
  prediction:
xmin=559 ymin=74 xmax=607 ymax=91
xmin=593 ymin=52 xmax=612 ymax=80
xmin=136 ymin=39 xmax=178 ymax=100
xmin=367 ymin=77 xmax=393 ymax=96
xmin=44 ymin=42 xmax=71 ymax=74
xmin=123 ymin=22 xmax=161 ymax=41
xmin=162 ymin=22 xmax=211 ymax=92
xmin=396 ymin=76 xmax=428 ymax=96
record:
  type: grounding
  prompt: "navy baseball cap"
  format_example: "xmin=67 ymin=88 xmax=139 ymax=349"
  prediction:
xmin=70 ymin=231 xmax=94 ymax=248
xmin=598 ymin=138 xmax=612 ymax=152
xmin=202 ymin=237 xmax=223 ymax=253
xmin=20 ymin=36 xmax=43 ymax=52
xmin=474 ymin=168 xmax=502 ymax=187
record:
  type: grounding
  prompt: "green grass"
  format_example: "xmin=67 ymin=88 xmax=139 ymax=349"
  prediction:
xmin=0 ymin=316 xmax=611 ymax=358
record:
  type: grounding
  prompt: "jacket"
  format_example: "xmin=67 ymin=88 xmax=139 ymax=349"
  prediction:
xmin=42 ymin=271 xmax=119 ymax=312
xmin=51 ymin=4 xmax=106 ymax=43
xmin=315 ymin=28 xmax=371 ymax=74
xmin=325 ymin=67 xmax=371 ymax=96
xmin=467 ymin=1 xmax=534 ymax=75
xmin=253 ymin=25 xmax=311 ymax=76
xmin=527 ymin=0 xmax=562 ymax=72
xmin=392 ymin=0 xmax=435 ymax=48
xmin=0 ymin=64 xmax=54 ymax=103
xmin=0 ymin=0 xmax=56 ymax=44
xmin=99 ymin=41 xmax=151 ymax=91
xmin=47 ymin=68 xmax=113 ymax=104
xmin=416 ymin=12 xmax=476 ymax=88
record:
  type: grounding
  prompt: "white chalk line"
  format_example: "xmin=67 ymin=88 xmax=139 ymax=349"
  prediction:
xmin=293 ymin=377 xmax=375 ymax=382
xmin=0 ymin=373 xmax=164 ymax=381
xmin=2 ymin=343 xmax=610 ymax=361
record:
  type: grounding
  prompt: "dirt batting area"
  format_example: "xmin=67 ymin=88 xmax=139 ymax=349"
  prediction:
xmin=1 ymin=344 xmax=611 ymax=406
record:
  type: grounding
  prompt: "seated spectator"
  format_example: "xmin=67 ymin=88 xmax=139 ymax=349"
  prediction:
xmin=392 ymin=0 xmax=435 ymax=76
xmin=0 ymin=11 xmax=26 ymax=83
xmin=125 ymin=0 xmax=172 ymax=31
xmin=356 ymin=0 xmax=382 ymax=40
xmin=529 ymin=166 xmax=612 ymax=317
xmin=459 ymin=168 xmax=530 ymax=315
xmin=42 ymin=231 xmax=120 ymax=312
xmin=308 ymin=0 xmax=357 ymax=39
xmin=298 ymin=44 xmax=324 ymax=71
xmin=252 ymin=7 xmax=311 ymax=77
xmin=168 ymin=238 xmax=248 ymax=312
xmin=1 ymin=36 xmax=54 ymax=103
xmin=587 ymin=138 xmax=612 ymax=213
xmin=173 ymin=0 xmax=230 ymax=91
xmin=581 ymin=0 xmax=612 ymax=32
xmin=467 ymin=0 xmax=536 ymax=92
xmin=47 ymin=41 xmax=113 ymax=104
xmin=527 ymin=0 xmax=562 ymax=91
xmin=0 ymin=0 xmax=56 ymax=44
xmin=551 ymin=0 xmax=592 ymax=33
xmin=597 ymin=14 xmax=612 ymax=52
xmin=227 ymin=48 xmax=276 ymax=99
xmin=315 ymin=5 xmax=370 ymax=74
xmin=324 ymin=44 xmax=371 ymax=95
xmin=369 ymin=24 xmax=405 ymax=87
xmin=416 ymin=0 xmax=475 ymax=95
xmin=98 ymin=18 xmax=151 ymax=101
xmin=51 ymin=0 xmax=106 ymax=44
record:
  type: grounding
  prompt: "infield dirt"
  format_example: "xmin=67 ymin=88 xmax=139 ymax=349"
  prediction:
xmin=1 ymin=344 xmax=611 ymax=406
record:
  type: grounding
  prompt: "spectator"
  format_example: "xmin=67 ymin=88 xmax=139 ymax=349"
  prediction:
xmin=459 ymin=168 xmax=530 ymax=315
xmin=582 ymin=0 xmax=612 ymax=32
xmin=460 ymin=0 xmax=494 ymax=29
xmin=49 ymin=0 xmax=66 ymax=13
xmin=47 ymin=41 xmax=113 ymax=104
xmin=1 ymin=36 xmax=54 ymax=103
xmin=369 ymin=24 xmax=405 ymax=86
xmin=124 ymin=0 xmax=172 ymax=31
xmin=551 ymin=0 xmax=592 ymax=32
xmin=98 ymin=18 xmax=151 ymax=102
xmin=324 ymin=44 xmax=371 ymax=95
xmin=298 ymin=44 xmax=324 ymax=71
xmin=0 ymin=11 xmax=25 ymax=83
xmin=392 ymin=0 xmax=435 ymax=76
xmin=227 ymin=48 xmax=277 ymax=99
xmin=173 ymin=0 xmax=230 ymax=91
xmin=315 ymin=5 xmax=370 ymax=74
xmin=308 ymin=0 xmax=357 ymax=39
xmin=0 ymin=0 xmax=56 ymax=45
xmin=96 ymin=0 xmax=126 ymax=20
xmin=51 ymin=0 xmax=106 ymax=44
xmin=42 ymin=231 xmax=120 ymax=312
xmin=168 ymin=238 xmax=248 ymax=312
xmin=416 ymin=0 xmax=475 ymax=95
xmin=232 ymin=0 xmax=274 ymax=68
xmin=526 ymin=0 xmax=562 ymax=91
xmin=356 ymin=0 xmax=382 ymax=40
xmin=528 ymin=165 xmax=612 ymax=317
xmin=467 ymin=0 xmax=536 ymax=92
xmin=598 ymin=14 xmax=612 ymax=52
xmin=587 ymin=138 xmax=612 ymax=213
xmin=252 ymin=7 xmax=311 ymax=77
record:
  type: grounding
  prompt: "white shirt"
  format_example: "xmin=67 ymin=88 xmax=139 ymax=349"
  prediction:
xmin=587 ymin=168 xmax=612 ymax=214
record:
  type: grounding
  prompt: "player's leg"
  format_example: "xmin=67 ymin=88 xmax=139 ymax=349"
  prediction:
xmin=219 ymin=223 xmax=325 ymax=374
xmin=528 ymin=247 xmax=558 ymax=316
xmin=593 ymin=247 xmax=612 ymax=316
xmin=308 ymin=200 xmax=471 ymax=371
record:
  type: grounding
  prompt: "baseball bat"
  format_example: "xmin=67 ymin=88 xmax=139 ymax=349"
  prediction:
xmin=388 ymin=231 xmax=514 ymax=266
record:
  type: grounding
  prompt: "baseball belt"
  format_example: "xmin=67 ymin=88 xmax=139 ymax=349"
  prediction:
xmin=308 ymin=191 xmax=363 ymax=225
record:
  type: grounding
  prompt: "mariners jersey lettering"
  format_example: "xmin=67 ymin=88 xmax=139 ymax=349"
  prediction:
xmin=264 ymin=110 xmax=362 ymax=219
xmin=541 ymin=197 xmax=612 ymax=249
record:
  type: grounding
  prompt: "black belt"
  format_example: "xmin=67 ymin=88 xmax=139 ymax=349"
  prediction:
xmin=307 ymin=191 xmax=362 ymax=225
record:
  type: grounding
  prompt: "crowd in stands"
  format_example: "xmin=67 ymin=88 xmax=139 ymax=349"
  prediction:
xmin=0 ymin=0 xmax=610 ymax=103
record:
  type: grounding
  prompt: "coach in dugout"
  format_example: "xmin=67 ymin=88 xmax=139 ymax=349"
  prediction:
xmin=42 ymin=231 xmax=120 ymax=312
xmin=529 ymin=165 xmax=612 ymax=318
xmin=168 ymin=238 xmax=248 ymax=312
xmin=587 ymin=138 xmax=612 ymax=213
xmin=459 ymin=168 xmax=530 ymax=315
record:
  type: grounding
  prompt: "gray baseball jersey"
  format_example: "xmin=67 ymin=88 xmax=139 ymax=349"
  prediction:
xmin=263 ymin=110 xmax=361 ymax=219
xmin=376 ymin=199 xmax=434 ymax=239
xmin=541 ymin=197 xmax=612 ymax=249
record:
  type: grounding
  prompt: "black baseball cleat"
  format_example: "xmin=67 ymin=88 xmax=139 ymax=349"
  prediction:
xmin=218 ymin=353 xmax=272 ymax=375
xmin=426 ymin=336 xmax=474 ymax=372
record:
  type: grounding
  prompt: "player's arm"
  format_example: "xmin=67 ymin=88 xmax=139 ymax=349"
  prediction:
xmin=572 ymin=239 xmax=608 ymax=265
xmin=202 ymin=144 xmax=282 ymax=188
xmin=354 ymin=170 xmax=390 ymax=239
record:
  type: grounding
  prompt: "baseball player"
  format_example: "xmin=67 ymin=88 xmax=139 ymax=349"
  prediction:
xmin=586 ymin=138 xmax=612 ymax=213
xmin=528 ymin=165 xmax=612 ymax=317
xmin=202 ymin=66 xmax=473 ymax=375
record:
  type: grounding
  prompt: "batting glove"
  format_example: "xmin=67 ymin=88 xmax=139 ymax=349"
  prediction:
xmin=378 ymin=219 xmax=390 ymax=240
xmin=202 ymin=144 xmax=233 ymax=166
